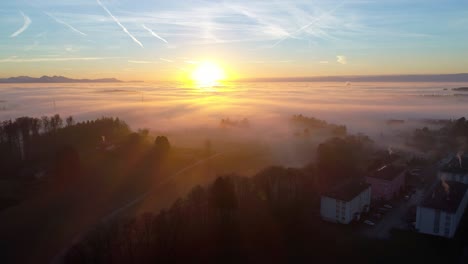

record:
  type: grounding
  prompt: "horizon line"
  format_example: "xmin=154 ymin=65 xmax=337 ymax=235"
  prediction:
xmin=1 ymin=73 xmax=468 ymax=83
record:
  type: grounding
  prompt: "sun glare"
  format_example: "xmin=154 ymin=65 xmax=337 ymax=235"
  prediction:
xmin=191 ymin=61 xmax=225 ymax=87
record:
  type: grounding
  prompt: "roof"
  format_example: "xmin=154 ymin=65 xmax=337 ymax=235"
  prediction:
xmin=440 ymin=155 xmax=468 ymax=174
xmin=323 ymin=180 xmax=370 ymax=202
xmin=367 ymin=165 xmax=405 ymax=181
xmin=420 ymin=181 xmax=468 ymax=213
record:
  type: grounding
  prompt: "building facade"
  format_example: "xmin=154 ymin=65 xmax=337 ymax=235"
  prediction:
xmin=438 ymin=155 xmax=468 ymax=184
xmin=320 ymin=181 xmax=371 ymax=224
xmin=366 ymin=165 xmax=405 ymax=201
xmin=416 ymin=181 xmax=468 ymax=238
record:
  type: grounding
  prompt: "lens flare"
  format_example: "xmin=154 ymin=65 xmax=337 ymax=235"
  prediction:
xmin=191 ymin=61 xmax=225 ymax=87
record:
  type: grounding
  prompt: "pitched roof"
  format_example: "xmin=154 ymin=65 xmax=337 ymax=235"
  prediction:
xmin=440 ymin=155 xmax=468 ymax=174
xmin=323 ymin=180 xmax=370 ymax=201
xmin=421 ymin=181 xmax=468 ymax=213
xmin=367 ymin=165 xmax=405 ymax=181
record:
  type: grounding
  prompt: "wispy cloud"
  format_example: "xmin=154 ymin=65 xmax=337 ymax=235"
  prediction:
xmin=244 ymin=60 xmax=293 ymax=64
xmin=10 ymin=11 xmax=31 ymax=38
xmin=128 ymin=60 xmax=159 ymax=64
xmin=159 ymin=58 xmax=173 ymax=63
xmin=96 ymin=0 xmax=143 ymax=47
xmin=270 ymin=3 xmax=343 ymax=48
xmin=45 ymin=12 xmax=87 ymax=36
xmin=0 ymin=57 xmax=113 ymax=63
xmin=142 ymin=24 xmax=168 ymax=44
xmin=319 ymin=61 xmax=329 ymax=64
xmin=337 ymin=55 xmax=347 ymax=64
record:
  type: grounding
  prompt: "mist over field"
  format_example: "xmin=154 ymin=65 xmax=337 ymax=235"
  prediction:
xmin=1 ymin=81 xmax=466 ymax=175
xmin=3 ymin=0 xmax=468 ymax=262
xmin=2 ymin=81 xmax=468 ymax=131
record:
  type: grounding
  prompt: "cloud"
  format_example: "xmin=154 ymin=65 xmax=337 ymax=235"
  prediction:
xmin=142 ymin=24 xmax=168 ymax=43
xmin=337 ymin=55 xmax=347 ymax=64
xmin=128 ymin=60 xmax=159 ymax=64
xmin=319 ymin=61 xmax=329 ymax=64
xmin=96 ymin=0 xmax=143 ymax=48
xmin=270 ymin=3 xmax=343 ymax=48
xmin=159 ymin=58 xmax=173 ymax=63
xmin=10 ymin=11 xmax=32 ymax=38
xmin=45 ymin=12 xmax=87 ymax=36
xmin=0 ymin=57 xmax=114 ymax=63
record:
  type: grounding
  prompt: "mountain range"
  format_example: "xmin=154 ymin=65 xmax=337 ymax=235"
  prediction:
xmin=0 ymin=76 xmax=123 ymax=83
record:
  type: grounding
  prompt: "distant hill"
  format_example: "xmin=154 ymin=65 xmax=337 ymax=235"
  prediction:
xmin=453 ymin=87 xmax=468 ymax=91
xmin=242 ymin=73 xmax=468 ymax=82
xmin=0 ymin=76 xmax=123 ymax=83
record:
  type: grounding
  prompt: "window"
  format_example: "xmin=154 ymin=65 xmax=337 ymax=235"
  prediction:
xmin=336 ymin=201 xmax=340 ymax=218
xmin=433 ymin=210 xmax=440 ymax=233
xmin=444 ymin=214 xmax=451 ymax=236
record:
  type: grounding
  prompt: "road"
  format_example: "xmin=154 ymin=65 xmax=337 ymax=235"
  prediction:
xmin=363 ymin=164 xmax=439 ymax=239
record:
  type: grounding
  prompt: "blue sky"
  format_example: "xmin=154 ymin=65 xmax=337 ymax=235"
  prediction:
xmin=1 ymin=0 xmax=467 ymax=80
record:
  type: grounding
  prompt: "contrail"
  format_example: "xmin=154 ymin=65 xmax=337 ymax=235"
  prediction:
xmin=45 ymin=12 xmax=87 ymax=36
xmin=142 ymin=24 xmax=168 ymax=44
xmin=271 ymin=3 xmax=343 ymax=48
xmin=10 ymin=11 xmax=31 ymax=38
xmin=96 ymin=0 xmax=143 ymax=47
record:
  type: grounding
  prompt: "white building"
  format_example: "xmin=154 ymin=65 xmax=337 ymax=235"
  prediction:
xmin=416 ymin=181 xmax=468 ymax=238
xmin=320 ymin=181 xmax=371 ymax=224
xmin=438 ymin=155 xmax=468 ymax=184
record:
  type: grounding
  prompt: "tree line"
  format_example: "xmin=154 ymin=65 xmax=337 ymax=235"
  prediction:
xmin=0 ymin=115 xmax=131 ymax=178
xmin=63 ymin=134 xmax=382 ymax=263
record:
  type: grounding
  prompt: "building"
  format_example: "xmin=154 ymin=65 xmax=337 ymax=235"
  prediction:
xmin=366 ymin=165 xmax=405 ymax=201
xmin=320 ymin=181 xmax=371 ymax=224
xmin=416 ymin=181 xmax=468 ymax=238
xmin=438 ymin=155 xmax=468 ymax=184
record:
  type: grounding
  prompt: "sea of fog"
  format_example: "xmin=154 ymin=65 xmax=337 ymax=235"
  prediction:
xmin=1 ymin=81 xmax=468 ymax=139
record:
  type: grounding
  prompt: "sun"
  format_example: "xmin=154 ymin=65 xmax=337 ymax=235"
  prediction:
xmin=191 ymin=61 xmax=225 ymax=87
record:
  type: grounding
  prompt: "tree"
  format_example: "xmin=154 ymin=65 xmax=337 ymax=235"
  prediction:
xmin=30 ymin=118 xmax=41 ymax=137
xmin=66 ymin=116 xmax=75 ymax=127
xmin=154 ymin=136 xmax=171 ymax=156
xmin=41 ymin=116 xmax=50 ymax=133
xmin=50 ymin=114 xmax=63 ymax=132
xmin=211 ymin=176 xmax=237 ymax=213
xmin=317 ymin=135 xmax=373 ymax=188
xmin=53 ymin=145 xmax=82 ymax=182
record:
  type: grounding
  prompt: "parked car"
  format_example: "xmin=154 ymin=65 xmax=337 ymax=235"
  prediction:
xmin=364 ymin=220 xmax=375 ymax=226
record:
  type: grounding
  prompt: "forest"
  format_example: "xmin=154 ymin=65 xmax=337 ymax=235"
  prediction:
xmin=61 ymin=117 xmax=467 ymax=264
xmin=1 ymin=115 xmax=467 ymax=263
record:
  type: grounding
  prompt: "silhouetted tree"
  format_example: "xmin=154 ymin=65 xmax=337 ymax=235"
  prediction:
xmin=317 ymin=135 xmax=373 ymax=188
xmin=211 ymin=176 xmax=237 ymax=217
xmin=154 ymin=136 xmax=171 ymax=156
xmin=41 ymin=116 xmax=50 ymax=133
xmin=50 ymin=114 xmax=63 ymax=132
xmin=65 ymin=116 xmax=75 ymax=127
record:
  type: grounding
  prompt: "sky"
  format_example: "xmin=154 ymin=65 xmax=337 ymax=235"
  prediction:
xmin=0 ymin=0 xmax=467 ymax=81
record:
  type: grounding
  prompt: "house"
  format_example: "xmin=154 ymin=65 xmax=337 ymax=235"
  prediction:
xmin=438 ymin=155 xmax=468 ymax=184
xmin=416 ymin=181 xmax=468 ymax=238
xmin=320 ymin=181 xmax=371 ymax=224
xmin=366 ymin=165 xmax=406 ymax=201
